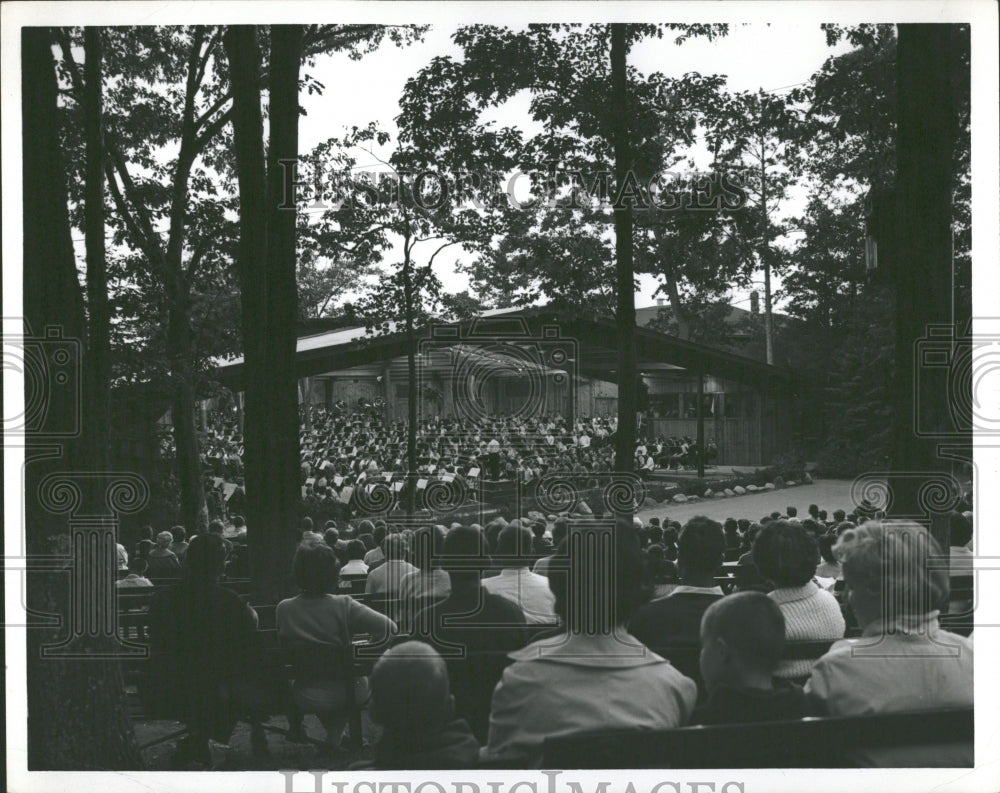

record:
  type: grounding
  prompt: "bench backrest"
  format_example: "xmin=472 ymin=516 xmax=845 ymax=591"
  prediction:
xmin=542 ymin=707 xmax=973 ymax=768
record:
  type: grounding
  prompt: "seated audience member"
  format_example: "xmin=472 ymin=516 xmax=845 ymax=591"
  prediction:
xmin=360 ymin=641 xmax=480 ymax=769
xmin=365 ymin=534 xmax=418 ymax=596
xmin=399 ymin=525 xmax=451 ymax=602
xmin=723 ymin=518 xmax=741 ymax=562
xmin=805 ymin=521 xmax=973 ymax=766
xmin=133 ymin=525 xmax=154 ymax=560
xmin=530 ymin=521 xmax=553 ymax=558
xmin=277 ymin=541 xmax=395 ymax=747
xmin=146 ymin=534 xmax=263 ymax=766
xmin=662 ymin=525 xmax=680 ymax=561
xmin=693 ymin=591 xmax=808 ymax=725
xmin=533 ymin=517 xmax=569 ymax=577
xmin=412 ymin=524 xmax=529 ymax=742
xmin=482 ymin=524 xmax=558 ymax=624
xmin=340 ymin=539 xmax=370 ymax=576
xmin=753 ymin=521 xmax=845 ymax=680
xmin=116 ymin=536 xmax=129 ymax=574
xmin=815 ymin=534 xmax=842 ymax=588
xmin=786 ymin=506 xmax=798 ymax=519
xmin=323 ymin=526 xmax=340 ymax=548
xmin=146 ymin=530 xmax=182 ymax=578
xmin=645 ymin=544 xmax=678 ymax=600
xmin=484 ymin=524 xmax=697 ymax=765
xmin=208 ymin=520 xmax=233 ymax=559
xmin=832 ymin=509 xmax=846 ymax=524
xmin=363 ymin=521 xmax=386 ymax=568
xmin=948 ymin=511 xmax=974 ymax=575
xmin=628 ymin=516 xmax=726 ymax=683
xmin=117 ymin=556 xmax=154 ymax=588
xmin=169 ymin=525 xmax=189 ymax=564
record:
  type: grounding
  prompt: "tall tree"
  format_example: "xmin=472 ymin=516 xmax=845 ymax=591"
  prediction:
xmin=610 ymin=23 xmax=638 ymax=479
xmin=301 ymin=124 xmax=499 ymax=512
xmin=890 ymin=24 xmax=966 ymax=533
xmin=710 ymin=89 xmax=806 ymax=364
xmin=22 ymin=26 xmax=140 ymax=770
xmin=398 ymin=23 xmax=727 ymax=484
xmin=57 ymin=26 xmax=230 ymax=534
xmin=224 ymin=24 xmax=304 ymax=603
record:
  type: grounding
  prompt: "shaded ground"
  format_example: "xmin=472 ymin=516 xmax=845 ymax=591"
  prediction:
xmin=135 ymin=711 xmax=381 ymax=770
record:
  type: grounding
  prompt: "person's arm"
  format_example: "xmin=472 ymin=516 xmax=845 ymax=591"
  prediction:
xmin=802 ymin=657 xmax=832 ymax=716
xmin=346 ymin=596 xmax=396 ymax=643
xmin=484 ymin=668 xmax=526 ymax=760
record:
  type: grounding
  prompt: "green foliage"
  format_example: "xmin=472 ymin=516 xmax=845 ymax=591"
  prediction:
xmin=398 ymin=24 xmax=732 ymax=313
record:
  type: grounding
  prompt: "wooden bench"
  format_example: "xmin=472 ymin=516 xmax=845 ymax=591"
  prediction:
xmin=541 ymin=707 xmax=973 ymax=768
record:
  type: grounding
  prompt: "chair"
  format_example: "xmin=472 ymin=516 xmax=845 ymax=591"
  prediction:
xmin=337 ymin=575 xmax=368 ymax=596
xmin=279 ymin=638 xmax=366 ymax=752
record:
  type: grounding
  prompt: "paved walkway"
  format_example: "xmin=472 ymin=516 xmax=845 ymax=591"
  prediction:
xmin=636 ymin=478 xmax=856 ymax=524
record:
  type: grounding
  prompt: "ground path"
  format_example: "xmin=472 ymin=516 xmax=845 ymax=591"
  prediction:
xmin=635 ymin=478 xmax=856 ymax=525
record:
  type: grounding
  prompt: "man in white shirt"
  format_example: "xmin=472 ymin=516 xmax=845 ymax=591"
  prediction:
xmin=366 ymin=534 xmax=418 ymax=595
xmin=483 ymin=524 xmax=558 ymax=624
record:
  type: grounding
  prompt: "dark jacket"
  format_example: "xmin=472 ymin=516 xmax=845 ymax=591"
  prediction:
xmin=413 ymin=585 xmax=530 ymax=742
xmin=365 ymin=718 xmax=481 ymax=769
xmin=146 ymin=579 xmax=259 ymax=740
xmin=691 ymin=678 xmax=809 ymax=725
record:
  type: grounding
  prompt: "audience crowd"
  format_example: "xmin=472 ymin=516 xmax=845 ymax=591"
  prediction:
xmin=131 ymin=491 xmax=975 ymax=769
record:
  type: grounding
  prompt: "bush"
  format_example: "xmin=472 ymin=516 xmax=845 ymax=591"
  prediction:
xmin=766 ymin=448 xmax=808 ymax=481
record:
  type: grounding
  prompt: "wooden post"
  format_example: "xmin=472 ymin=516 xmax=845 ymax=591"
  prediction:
xmin=696 ymin=365 xmax=705 ymax=479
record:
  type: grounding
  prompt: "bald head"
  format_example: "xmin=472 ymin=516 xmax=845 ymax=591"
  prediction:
xmin=370 ymin=641 xmax=453 ymax=735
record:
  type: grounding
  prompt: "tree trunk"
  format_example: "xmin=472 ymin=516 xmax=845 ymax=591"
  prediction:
xmin=225 ymin=24 xmax=303 ymax=604
xmin=83 ymin=27 xmax=111 ymax=471
xmin=760 ymin=131 xmax=774 ymax=365
xmin=22 ymin=26 xmax=141 ymax=771
xmin=403 ymin=254 xmax=418 ymax=515
xmin=161 ymin=31 xmax=212 ymax=537
xmin=264 ymin=23 xmax=305 ymax=594
xmin=889 ymin=25 xmax=961 ymax=545
xmin=610 ymin=24 xmax=637 ymax=493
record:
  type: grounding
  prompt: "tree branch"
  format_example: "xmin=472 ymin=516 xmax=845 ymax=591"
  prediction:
xmin=194 ymin=26 xmax=223 ymax=92
xmin=56 ymin=30 xmax=85 ymax=97
xmin=193 ymin=92 xmax=232 ymax=132
xmin=184 ymin=231 xmax=216 ymax=284
xmin=193 ymin=108 xmax=233 ymax=154
xmin=108 ymin=149 xmax=165 ymax=264
xmin=105 ymin=161 xmax=164 ymax=270
xmin=427 ymin=240 xmax=461 ymax=269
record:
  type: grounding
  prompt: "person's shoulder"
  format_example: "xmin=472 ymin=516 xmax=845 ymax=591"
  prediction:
xmin=645 ymin=656 xmax=699 ymax=696
xmin=484 ymin=590 xmax=528 ymax=620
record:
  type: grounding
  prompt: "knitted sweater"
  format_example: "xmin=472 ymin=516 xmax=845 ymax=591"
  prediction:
xmin=769 ymin=582 xmax=845 ymax=679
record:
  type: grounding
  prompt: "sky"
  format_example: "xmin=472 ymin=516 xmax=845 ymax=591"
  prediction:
xmin=297 ymin=23 xmax=852 ymax=313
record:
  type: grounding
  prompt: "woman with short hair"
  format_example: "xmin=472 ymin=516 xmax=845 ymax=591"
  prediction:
xmin=276 ymin=541 xmax=395 ymax=747
xmin=805 ymin=520 xmax=973 ymax=766
xmin=752 ymin=520 xmax=845 ymax=679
